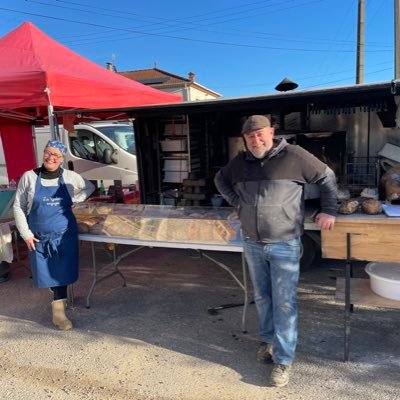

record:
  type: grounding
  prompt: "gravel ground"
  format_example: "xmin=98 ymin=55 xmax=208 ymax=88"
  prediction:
xmin=0 ymin=243 xmax=399 ymax=400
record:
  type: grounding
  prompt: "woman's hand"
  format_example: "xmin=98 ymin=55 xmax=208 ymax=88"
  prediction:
xmin=25 ymin=236 xmax=40 ymax=251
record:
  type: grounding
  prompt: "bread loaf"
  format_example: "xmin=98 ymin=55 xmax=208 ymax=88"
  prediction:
xmin=337 ymin=199 xmax=360 ymax=214
xmin=381 ymin=166 xmax=400 ymax=201
xmin=361 ymin=199 xmax=382 ymax=215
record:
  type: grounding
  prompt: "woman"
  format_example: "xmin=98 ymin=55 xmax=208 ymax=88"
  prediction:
xmin=13 ymin=140 xmax=95 ymax=330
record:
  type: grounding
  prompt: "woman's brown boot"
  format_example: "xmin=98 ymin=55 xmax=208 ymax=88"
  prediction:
xmin=51 ymin=299 xmax=73 ymax=330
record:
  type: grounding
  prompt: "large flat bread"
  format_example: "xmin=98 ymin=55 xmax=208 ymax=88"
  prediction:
xmin=154 ymin=218 xmax=236 ymax=244
xmin=102 ymin=215 xmax=141 ymax=237
xmin=74 ymin=206 xmax=238 ymax=244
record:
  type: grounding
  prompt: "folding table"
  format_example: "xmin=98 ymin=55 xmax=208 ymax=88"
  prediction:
xmin=78 ymin=234 xmax=249 ymax=331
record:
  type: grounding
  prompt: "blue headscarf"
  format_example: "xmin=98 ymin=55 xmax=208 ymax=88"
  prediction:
xmin=45 ymin=140 xmax=67 ymax=156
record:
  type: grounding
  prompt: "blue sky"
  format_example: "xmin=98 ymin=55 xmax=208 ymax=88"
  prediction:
xmin=0 ymin=0 xmax=394 ymax=98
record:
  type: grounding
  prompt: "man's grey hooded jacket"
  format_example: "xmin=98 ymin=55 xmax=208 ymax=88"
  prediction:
xmin=214 ymin=138 xmax=337 ymax=243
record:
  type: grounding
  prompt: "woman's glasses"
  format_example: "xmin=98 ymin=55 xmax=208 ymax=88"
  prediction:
xmin=44 ymin=150 xmax=63 ymax=160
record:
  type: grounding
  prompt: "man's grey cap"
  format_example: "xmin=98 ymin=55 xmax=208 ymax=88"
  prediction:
xmin=241 ymin=115 xmax=271 ymax=134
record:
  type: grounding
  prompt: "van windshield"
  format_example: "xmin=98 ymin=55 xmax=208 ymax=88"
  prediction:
xmin=95 ymin=125 xmax=136 ymax=155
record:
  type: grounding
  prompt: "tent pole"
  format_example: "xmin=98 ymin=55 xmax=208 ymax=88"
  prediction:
xmin=47 ymin=104 xmax=57 ymax=140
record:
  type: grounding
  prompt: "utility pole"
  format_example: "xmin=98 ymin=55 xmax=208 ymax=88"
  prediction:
xmin=395 ymin=0 xmax=400 ymax=79
xmin=356 ymin=0 xmax=365 ymax=84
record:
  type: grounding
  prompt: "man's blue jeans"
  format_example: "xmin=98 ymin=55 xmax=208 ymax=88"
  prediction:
xmin=243 ymin=237 xmax=301 ymax=365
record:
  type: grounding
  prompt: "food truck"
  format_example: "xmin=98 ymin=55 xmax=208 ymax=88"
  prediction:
xmin=56 ymin=80 xmax=400 ymax=269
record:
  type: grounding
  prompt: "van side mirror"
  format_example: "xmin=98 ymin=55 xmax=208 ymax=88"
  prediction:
xmin=103 ymin=148 xmax=113 ymax=164
xmin=111 ymin=149 xmax=118 ymax=164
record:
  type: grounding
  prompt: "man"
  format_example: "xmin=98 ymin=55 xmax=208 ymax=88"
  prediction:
xmin=214 ymin=115 xmax=337 ymax=387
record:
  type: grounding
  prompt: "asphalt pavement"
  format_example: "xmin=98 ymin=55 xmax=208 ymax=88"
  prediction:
xmin=0 ymin=241 xmax=399 ymax=400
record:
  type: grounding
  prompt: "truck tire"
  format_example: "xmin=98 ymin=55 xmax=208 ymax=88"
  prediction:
xmin=300 ymin=233 xmax=321 ymax=271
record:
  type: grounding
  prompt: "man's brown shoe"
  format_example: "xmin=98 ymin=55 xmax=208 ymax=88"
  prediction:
xmin=257 ymin=342 xmax=273 ymax=364
xmin=270 ymin=364 xmax=291 ymax=387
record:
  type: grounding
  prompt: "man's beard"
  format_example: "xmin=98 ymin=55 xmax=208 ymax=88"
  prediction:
xmin=248 ymin=146 xmax=269 ymax=159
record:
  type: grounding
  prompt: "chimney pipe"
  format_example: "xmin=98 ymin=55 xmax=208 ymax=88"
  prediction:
xmin=275 ymin=77 xmax=298 ymax=92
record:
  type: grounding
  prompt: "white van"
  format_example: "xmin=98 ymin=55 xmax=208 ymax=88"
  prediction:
xmin=34 ymin=121 xmax=138 ymax=187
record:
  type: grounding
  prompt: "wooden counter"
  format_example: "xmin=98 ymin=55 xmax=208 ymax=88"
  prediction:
xmin=336 ymin=278 xmax=400 ymax=309
xmin=322 ymin=213 xmax=400 ymax=361
xmin=321 ymin=214 xmax=400 ymax=262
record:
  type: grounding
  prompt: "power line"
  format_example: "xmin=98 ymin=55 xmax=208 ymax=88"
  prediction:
xmin=63 ymin=26 xmax=390 ymax=50
xmin=1 ymin=6 xmax=391 ymax=54
xmin=55 ymin=0 xmax=277 ymax=22
xmin=310 ymin=0 xmax=357 ymax=87
xmin=58 ymin=29 xmax=116 ymax=39
xmin=367 ymin=0 xmax=387 ymax=26
xmin=0 ymin=6 xmax=367 ymax=53
xmin=25 ymin=0 xmax=391 ymax=49
xmin=31 ymin=0 xmax=302 ymax=31
xmin=301 ymin=67 xmax=392 ymax=89
xmin=192 ymin=0 xmax=323 ymax=25
xmin=51 ymin=0 xmax=311 ymax=26
xmin=213 ymin=60 xmax=393 ymax=89
xmin=176 ymin=0 xmax=320 ymax=24
xmin=28 ymin=0 xmax=333 ymax=46
xmin=174 ymin=0 xmax=282 ymax=21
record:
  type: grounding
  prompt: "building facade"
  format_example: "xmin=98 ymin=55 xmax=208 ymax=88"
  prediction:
xmin=116 ymin=67 xmax=221 ymax=101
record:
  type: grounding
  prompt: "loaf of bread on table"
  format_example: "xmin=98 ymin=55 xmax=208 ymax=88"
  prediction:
xmin=361 ymin=199 xmax=382 ymax=215
xmin=337 ymin=199 xmax=360 ymax=214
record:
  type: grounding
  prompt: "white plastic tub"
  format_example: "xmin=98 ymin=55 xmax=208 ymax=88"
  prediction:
xmin=365 ymin=262 xmax=400 ymax=301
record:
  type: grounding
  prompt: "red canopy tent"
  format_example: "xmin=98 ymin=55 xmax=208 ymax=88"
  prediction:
xmin=0 ymin=22 xmax=181 ymax=181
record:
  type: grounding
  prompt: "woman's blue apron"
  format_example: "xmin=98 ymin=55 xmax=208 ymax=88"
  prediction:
xmin=27 ymin=172 xmax=79 ymax=288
